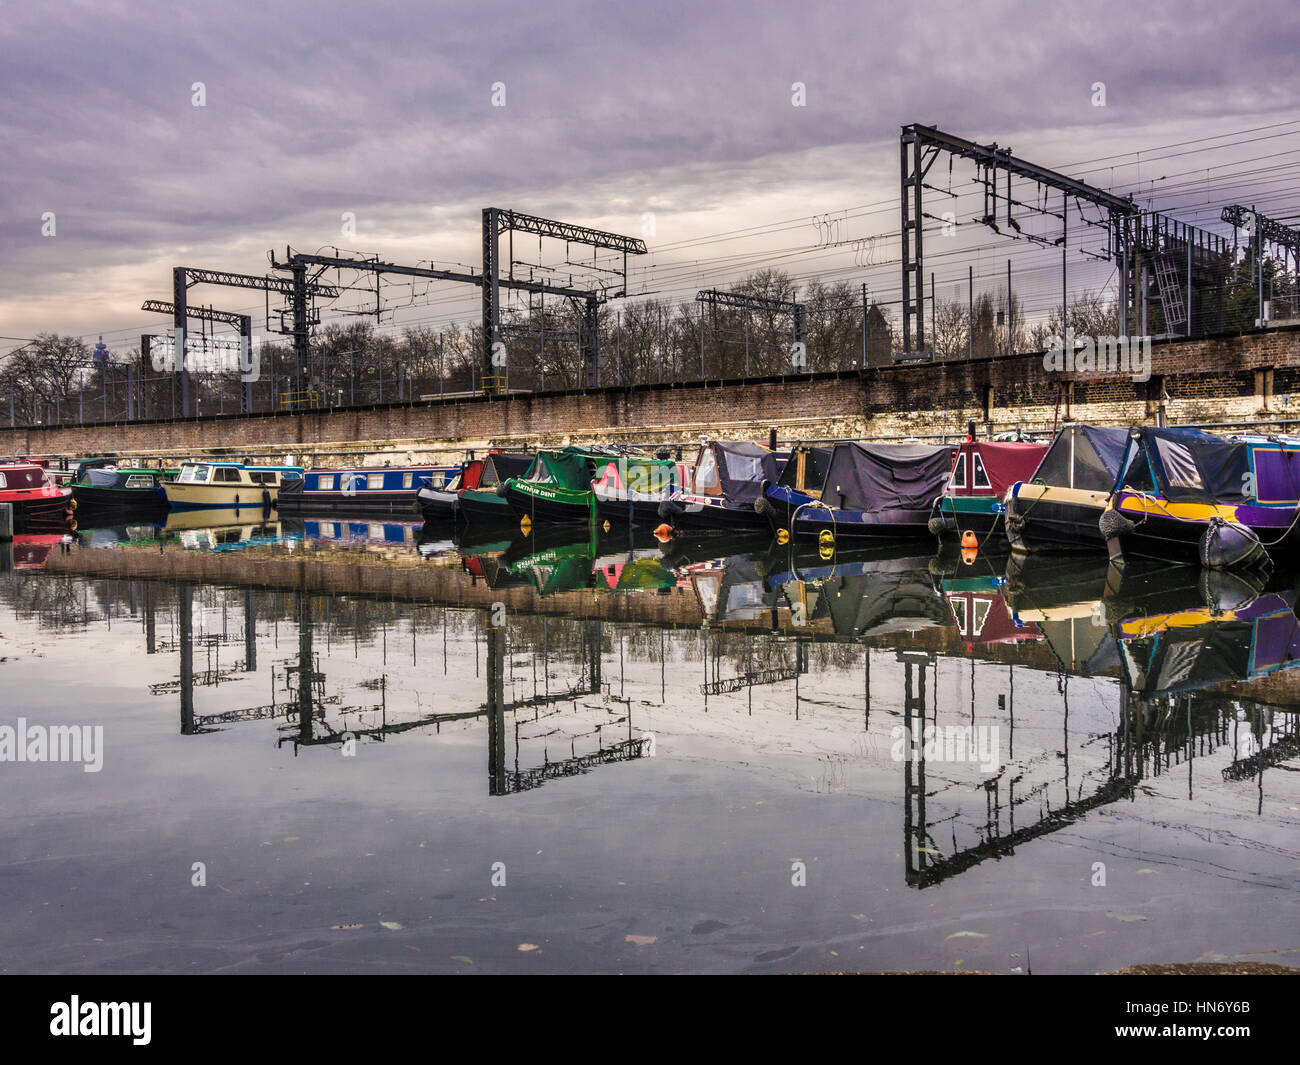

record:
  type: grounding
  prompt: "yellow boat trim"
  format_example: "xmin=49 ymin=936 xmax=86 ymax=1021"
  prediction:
xmin=1116 ymin=496 xmax=1238 ymax=522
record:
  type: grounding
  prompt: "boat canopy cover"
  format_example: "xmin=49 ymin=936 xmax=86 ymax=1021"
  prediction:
xmin=775 ymin=446 xmax=834 ymax=494
xmin=693 ymin=441 xmax=785 ymax=504
xmin=1118 ymin=427 xmax=1251 ymax=504
xmin=1030 ymin=426 xmax=1129 ymax=492
xmin=87 ymin=467 xmax=122 ymax=488
xmin=820 ymin=442 xmax=953 ymax=512
xmin=482 ymin=452 xmax=534 ymax=487
xmin=948 ymin=441 xmax=1048 ymax=498
xmin=521 ymin=450 xmax=595 ymax=491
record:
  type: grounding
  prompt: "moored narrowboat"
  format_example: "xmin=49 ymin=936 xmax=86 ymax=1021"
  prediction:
xmin=1103 ymin=427 xmax=1283 ymax=570
xmin=503 ymin=446 xmax=633 ymax=526
xmin=930 ymin=438 xmax=1048 ymax=545
xmin=0 ymin=462 xmax=75 ymax=532
xmin=458 ymin=452 xmax=534 ymax=525
xmin=417 ymin=456 xmax=485 ymax=523
xmin=657 ymin=440 xmax=788 ymax=535
xmin=69 ymin=459 xmax=175 ymax=513
xmin=591 ymin=452 xmax=686 ymax=527
xmin=758 ymin=444 xmax=833 ymax=535
xmin=277 ymin=464 xmax=456 ymax=516
xmin=785 ymin=441 xmax=954 ymax=543
xmin=162 ymin=461 xmax=303 ymax=511
xmin=1003 ymin=425 xmax=1129 ymax=554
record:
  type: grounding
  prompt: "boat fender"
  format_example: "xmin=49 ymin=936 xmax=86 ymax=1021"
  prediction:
xmin=1098 ymin=507 xmax=1136 ymax=565
xmin=926 ymin=515 xmax=947 ymax=537
xmin=653 ymin=523 xmax=674 ymax=542
xmin=1200 ymin=517 xmax=1270 ymax=571
xmin=495 ymin=481 xmax=510 ymax=498
xmin=658 ymin=497 xmax=685 ymax=522
xmin=1003 ymin=510 xmax=1026 ymax=550
xmin=262 ymin=489 xmax=272 ymax=509
xmin=753 ymin=494 xmax=775 ymax=523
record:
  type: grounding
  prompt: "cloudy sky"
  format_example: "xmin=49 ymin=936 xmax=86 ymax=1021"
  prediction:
xmin=3 ymin=0 xmax=1298 ymax=351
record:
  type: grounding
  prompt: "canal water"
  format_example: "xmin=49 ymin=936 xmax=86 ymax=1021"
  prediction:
xmin=1 ymin=515 xmax=1297 ymax=974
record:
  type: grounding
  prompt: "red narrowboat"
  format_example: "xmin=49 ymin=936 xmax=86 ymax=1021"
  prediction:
xmin=0 ymin=462 xmax=76 ymax=532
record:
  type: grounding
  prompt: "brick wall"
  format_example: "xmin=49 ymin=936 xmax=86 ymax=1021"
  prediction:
xmin=5 ymin=324 xmax=1300 ymax=462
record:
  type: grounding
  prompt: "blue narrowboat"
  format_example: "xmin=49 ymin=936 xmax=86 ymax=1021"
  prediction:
xmin=276 ymin=465 xmax=459 ymax=516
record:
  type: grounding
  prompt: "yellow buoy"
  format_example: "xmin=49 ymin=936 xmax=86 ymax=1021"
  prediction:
xmin=818 ymin=528 xmax=835 ymax=550
xmin=520 ymin=514 xmax=532 ymax=535
xmin=775 ymin=528 xmax=790 ymax=545
xmin=602 ymin=519 xmax=611 ymax=534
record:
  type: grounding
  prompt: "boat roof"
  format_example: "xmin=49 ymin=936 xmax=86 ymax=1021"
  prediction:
xmin=179 ymin=460 xmax=303 ymax=470
xmin=304 ymin=464 xmax=454 ymax=472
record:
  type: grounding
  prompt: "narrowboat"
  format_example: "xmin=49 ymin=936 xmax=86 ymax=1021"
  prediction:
xmin=1102 ymin=427 xmax=1284 ymax=570
xmin=162 ymin=461 xmax=303 ymax=511
xmin=757 ymin=445 xmax=833 ymax=535
xmin=784 ymin=441 xmax=954 ymax=543
xmin=458 ymin=452 xmax=534 ymax=525
xmin=929 ymin=439 xmax=1048 ymax=545
xmin=69 ymin=459 xmax=175 ymax=514
xmin=0 ymin=462 xmax=75 ymax=532
xmin=1003 ymin=425 xmax=1129 ymax=554
xmin=277 ymin=464 xmax=457 ymax=517
xmin=591 ymin=452 xmax=687 ymax=527
xmin=417 ymin=456 xmax=485 ymax=523
xmin=657 ymin=440 xmax=788 ymax=535
xmin=502 ymin=446 xmax=634 ymax=526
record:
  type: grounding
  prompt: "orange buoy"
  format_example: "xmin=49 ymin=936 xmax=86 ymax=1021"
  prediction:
xmin=961 ymin=529 xmax=977 ymax=550
xmin=961 ymin=546 xmax=978 ymax=566
xmin=653 ymin=523 xmax=673 ymax=542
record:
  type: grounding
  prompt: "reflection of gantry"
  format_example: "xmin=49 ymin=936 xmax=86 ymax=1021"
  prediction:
xmin=898 ymin=651 xmax=1267 ymax=888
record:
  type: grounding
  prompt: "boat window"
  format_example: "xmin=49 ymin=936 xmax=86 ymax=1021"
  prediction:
xmin=282 ymin=471 xmax=301 ymax=482
xmin=317 ymin=475 xmax=334 ymax=491
xmin=368 ymin=473 xmax=385 ymax=490
xmin=526 ymin=461 xmax=553 ymax=484
xmin=215 ymin=467 xmax=243 ymax=483
xmin=972 ymin=453 xmax=992 ymax=491
xmin=1154 ymin=438 xmax=1204 ymax=490
xmin=0 ymin=473 xmax=5 ymax=489
xmin=403 ymin=472 xmax=414 ymax=490
xmin=124 ymin=475 xmax=154 ymax=488
xmin=725 ymin=453 xmax=764 ymax=483
xmin=180 ymin=465 xmax=211 ymax=484
xmin=949 ymin=455 xmax=967 ymax=490
xmin=1122 ymin=452 xmax=1157 ymax=492
xmin=694 ymin=450 xmax=719 ymax=490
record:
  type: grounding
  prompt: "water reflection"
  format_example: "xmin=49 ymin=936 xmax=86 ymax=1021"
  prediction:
xmin=4 ymin=516 xmax=1298 ymax=907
